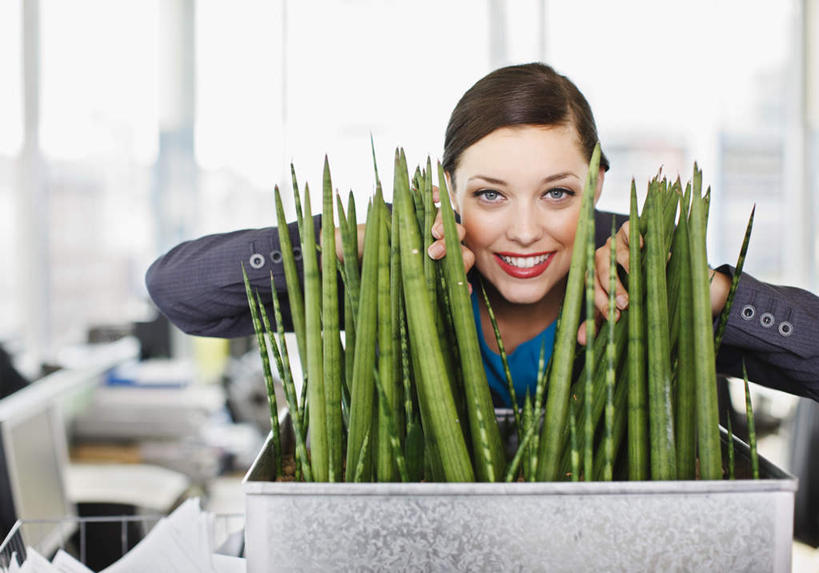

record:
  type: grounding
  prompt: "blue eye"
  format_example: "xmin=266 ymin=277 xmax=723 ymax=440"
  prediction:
xmin=546 ymin=188 xmax=574 ymax=200
xmin=475 ymin=189 xmax=502 ymax=202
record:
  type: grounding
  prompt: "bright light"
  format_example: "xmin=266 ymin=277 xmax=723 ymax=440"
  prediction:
xmin=40 ymin=0 xmax=158 ymax=163
xmin=194 ymin=0 xmax=282 ymax=187
xmin=0 ymin=0 xmax=22 ymax=155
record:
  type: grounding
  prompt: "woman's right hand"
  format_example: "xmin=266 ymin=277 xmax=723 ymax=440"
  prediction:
xmin=426 ymin=187 xmax=476 ymax=276
xmin=427 ymin=214 xmax=475 ymax=272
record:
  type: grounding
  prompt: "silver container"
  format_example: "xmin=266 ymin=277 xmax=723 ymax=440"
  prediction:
xmin=243 ymin=429 xmax=796 ymax=572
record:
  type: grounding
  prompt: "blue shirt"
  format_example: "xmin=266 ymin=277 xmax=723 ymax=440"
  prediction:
xmin=471 ymin=292 xmax=556 ymax=408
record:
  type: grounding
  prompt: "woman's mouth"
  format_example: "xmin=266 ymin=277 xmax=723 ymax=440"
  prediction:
xmin=494 ymin=252 xmax=554 ymax=278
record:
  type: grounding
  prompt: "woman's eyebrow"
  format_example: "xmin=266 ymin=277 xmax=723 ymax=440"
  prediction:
xmin=541 ymin=171 xmax=580 ymax=183
xmin=467 ymin=172 xmax=579 ymax=186
xmin=468 ymin=175 xmax=507 ymax=185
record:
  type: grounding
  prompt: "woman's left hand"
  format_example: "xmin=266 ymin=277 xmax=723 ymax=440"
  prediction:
xmin=578 ymin=221 xmax=636 ymax=345
xmin=578 ymin=219 xmax=734 ymax=346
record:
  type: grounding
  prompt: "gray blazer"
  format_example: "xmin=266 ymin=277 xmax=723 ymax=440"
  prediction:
xmin=145 ymin=210 xmax=819 ymax=402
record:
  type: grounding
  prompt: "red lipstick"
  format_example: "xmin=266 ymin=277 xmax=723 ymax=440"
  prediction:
xmin=494 ymin=252 xmax=554 ymax=279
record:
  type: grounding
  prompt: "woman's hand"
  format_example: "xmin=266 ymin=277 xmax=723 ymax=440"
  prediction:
xmin=708 ymin=268 xmax=731 ymax=316
xmin=578 ymin=220 xmax=638 ymax=346
xmin=578 ymin=218 xmax=735 ymax=345
xmin=334 ymin=224 xmax=366 ymax=262
xmin=427 ymin=213 xmax=475 ymax=272
xmin=331 ymin=186 xmax=477 ymax=278
xmin=594 ymin=220 xmax=635 ymax=316
xmin=426 ymin=186 xmax=476 ymax=283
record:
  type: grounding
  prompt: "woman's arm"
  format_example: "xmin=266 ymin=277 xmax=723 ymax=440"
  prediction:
xmin=712 ymin=266 xmax=819 ymax=401
xmin=145 ymin=215 xmax=320 ymax=338
xmin=593 ymin=218 xmax=819 ymax=401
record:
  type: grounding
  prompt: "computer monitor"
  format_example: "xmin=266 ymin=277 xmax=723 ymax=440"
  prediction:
xmin=0 ymin=376 xmax=77 ymax=557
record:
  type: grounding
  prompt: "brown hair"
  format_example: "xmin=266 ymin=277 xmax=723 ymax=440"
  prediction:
xmin=442 ymin=62 xmax=609 ymax=189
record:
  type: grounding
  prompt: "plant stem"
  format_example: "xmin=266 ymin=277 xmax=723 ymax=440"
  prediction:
xmin=627 ymin=181 xmax=648 ymax=480
xmin=583 ymin=189 xmax=596 ymax=482
xmin=536 ymin=144 xmax=600 ymax=481
xmin=301 ymin=184 xmax=328 ymax=481
xmin=267 ymin=275 xmax=312 ymax=482
xmin=603 ymin=216 xmax=617 ymax=481
xmin=726 ymin=412 xmax=735 ymax=480
xmin=345 ymin=196 xmax=383 ymax=481
xmin=645 ymin=178 xmax=677 ymax=480
xmin=714 ymin=206 xmax=755 ymax=355
xmin=321 ymin=157 xmax=343 ymax=482
xmin=742 ymin=360 xmax=759 ymax=479
xmin=689 ymin=168 xmax=722 ymax=480
xmin=396 ymin=149 xmax=474 ymax=482
xmin=241 ymin=266 xmax=282 ymax=477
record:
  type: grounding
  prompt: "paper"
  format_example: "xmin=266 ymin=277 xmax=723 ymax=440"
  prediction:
xmin=211 ymin=555 xmax=246 ymax=573
xmin=6 ymin=498 xmax=244 ymax=573
xmin=12 ymin=547 xmax=56 ymax=573
xmin=100 ymin=499 xmax=218 ymax=573
xmin=51 ymin=551 xmax=94 ymax=573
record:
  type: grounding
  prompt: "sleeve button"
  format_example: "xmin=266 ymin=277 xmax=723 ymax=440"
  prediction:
xmin=270 ymin=250 xmax=283 ymax=264
xmin=741 ymin=304 xmax=755 ymax=320
xmin=249 ymin=253 xmax=265 ymax=269
xmin=293 ymin=246 xmax=302 ymax=261
xmin=760 ymin=312 xmax=775 ymax=328
xmin=778 ymin=321 xmax=793 ymax=337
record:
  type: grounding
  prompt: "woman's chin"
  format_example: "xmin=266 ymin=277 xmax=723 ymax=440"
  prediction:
xmin=491 ymin=283 xmax=552 ymax=306
xmin=476 ymin=263 xmax=562 ymax=307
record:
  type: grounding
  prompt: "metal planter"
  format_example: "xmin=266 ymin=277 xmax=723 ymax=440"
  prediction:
xmin=242 ymin=429 xmax=796 ymax=572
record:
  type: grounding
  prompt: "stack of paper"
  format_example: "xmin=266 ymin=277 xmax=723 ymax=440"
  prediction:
xmin=6 ymin=499 xmax=244 ymax=573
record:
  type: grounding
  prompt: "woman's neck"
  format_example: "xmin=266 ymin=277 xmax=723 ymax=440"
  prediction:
xmin=477 ymin=277 xmax=566 ymax=355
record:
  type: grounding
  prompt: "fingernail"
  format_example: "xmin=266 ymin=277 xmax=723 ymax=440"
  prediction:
xmin=427 ymin=242 xmax=444 ymax=259
xmin=616 ymin=295 xmax=628 ymax=310
xmin=431 ymin=225 xmax=442 ymax=239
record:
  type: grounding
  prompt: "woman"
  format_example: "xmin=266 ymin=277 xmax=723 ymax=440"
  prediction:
xmin=145 ymin=62 xmax=819 ymax=404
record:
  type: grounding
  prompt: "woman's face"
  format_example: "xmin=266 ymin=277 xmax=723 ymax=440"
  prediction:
xmin=451 ymin=124 xmax=602 ymax=306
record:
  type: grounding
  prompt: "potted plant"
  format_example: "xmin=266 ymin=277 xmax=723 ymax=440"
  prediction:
xmin=240 ymin=146 xmax=796 ymax=572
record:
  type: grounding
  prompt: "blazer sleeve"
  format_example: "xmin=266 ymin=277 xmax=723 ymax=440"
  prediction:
xmin=592 ymin=209 xmax=819 ymax=401
xmin=714 ymin=264 xmax=819 ymax=402
xmin=145 ymin=214 xmax=322 ymax=338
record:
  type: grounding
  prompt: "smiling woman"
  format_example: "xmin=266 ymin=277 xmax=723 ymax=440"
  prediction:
xmin=145 ymin=62 xmax=819 ymax=411
xmin=424 ymin=64 xmax=618 ymax=405
xmin=453 ymin=125 xmax=596 ymax=343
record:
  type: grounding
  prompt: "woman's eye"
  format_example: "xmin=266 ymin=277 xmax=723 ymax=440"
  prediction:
xmin=545 ymin=188 xmax=574 ymax=201
xmin=475 ymin=189 xmax=502 ymax=202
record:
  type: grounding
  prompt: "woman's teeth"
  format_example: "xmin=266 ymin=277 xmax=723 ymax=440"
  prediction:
xmin=499 ymin=254 xmax=550 ymax=269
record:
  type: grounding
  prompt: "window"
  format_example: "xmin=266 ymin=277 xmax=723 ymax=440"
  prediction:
xmin=4 ymin=0 xmax=813 ymax=367
xmin=0 ymin=0 xmax=22 ymax=344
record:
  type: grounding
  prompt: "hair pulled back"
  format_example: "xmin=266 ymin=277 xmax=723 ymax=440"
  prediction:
xmin=442 ymin=62 xmax=609 ymax=189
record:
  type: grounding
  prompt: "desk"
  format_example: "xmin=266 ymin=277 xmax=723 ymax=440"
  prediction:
xmin=71 ymin=380 xmax=226 ymax=441
xmin=65 ymin=463 xmax=192 ymax=514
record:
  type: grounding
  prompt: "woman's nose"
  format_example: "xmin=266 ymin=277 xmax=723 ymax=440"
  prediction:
xmin=506 ymin=206 xmax=543 ymax=245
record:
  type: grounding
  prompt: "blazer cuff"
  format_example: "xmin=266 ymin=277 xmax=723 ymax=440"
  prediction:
xmin=714 ymin=264 xmax=814 ymax=358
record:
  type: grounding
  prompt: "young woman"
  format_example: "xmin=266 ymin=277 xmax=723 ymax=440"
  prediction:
xmin=145 ymin=62 xmax=819 ymax=405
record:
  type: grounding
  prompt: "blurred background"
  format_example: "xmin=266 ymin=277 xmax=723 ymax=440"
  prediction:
xmin=0 ymin=0 xmax=818 ymax=568
xmin=2 ymin=0 xmax=818 ymax=372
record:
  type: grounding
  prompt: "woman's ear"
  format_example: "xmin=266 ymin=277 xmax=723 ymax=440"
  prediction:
xmin=594 ymin=167 xmax=605 ymax=204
